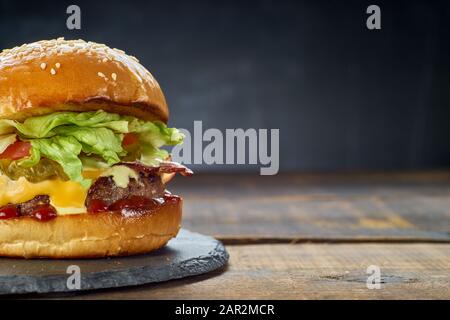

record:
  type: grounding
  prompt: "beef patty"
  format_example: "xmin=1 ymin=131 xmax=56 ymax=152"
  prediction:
xmin=17 ymin=195 xmax=51 ymax=216
xmin=85 ymin=171 xmax=165 ymax=208
xmin=1 ymin=162 xmax=188 ymax=216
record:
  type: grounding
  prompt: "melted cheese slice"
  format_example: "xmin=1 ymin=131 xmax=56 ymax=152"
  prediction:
xmin=0 ymin=175 xmax=86 ymax=210
xmin=0 ymin=170 xmax=104 ymax=215
xmin=0 ymin=168 xmax=143 ymax=215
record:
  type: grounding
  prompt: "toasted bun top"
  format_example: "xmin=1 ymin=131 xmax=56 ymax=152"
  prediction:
xmin=0 ymin=38 xmax=169 ymax=122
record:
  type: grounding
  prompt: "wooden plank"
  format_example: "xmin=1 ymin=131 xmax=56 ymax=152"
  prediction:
xmin=59 ymin=243 xmax=450 ymax=299
xmin=169 ymin=172 xmax=450 ymax=241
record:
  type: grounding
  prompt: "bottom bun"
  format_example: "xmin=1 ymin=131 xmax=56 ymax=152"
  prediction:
xmin=0 ymin=197 xmax=182 ymax=258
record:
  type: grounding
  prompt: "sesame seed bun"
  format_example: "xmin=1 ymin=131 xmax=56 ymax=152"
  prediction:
xmin=0 ymin=38 xmax=169 ymax=122
xmin=0 ymin=197 xmax=182 ymax=258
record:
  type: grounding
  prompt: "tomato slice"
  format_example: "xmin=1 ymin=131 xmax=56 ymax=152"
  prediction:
xmin=0 ymin=141 xmax=31 ymax=160
xmin=122 ymin=133 xmax=139 ymax=147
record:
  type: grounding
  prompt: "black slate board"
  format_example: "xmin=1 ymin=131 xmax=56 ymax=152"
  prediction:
xmin=0 ymin=229 xmax=229 ymax=295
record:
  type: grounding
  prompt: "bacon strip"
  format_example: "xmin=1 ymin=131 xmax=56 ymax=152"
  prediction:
xmin=158 ymin=161 xmax=194 ymax=176
xmin=121 ymin=161 xmax=193 ymax=177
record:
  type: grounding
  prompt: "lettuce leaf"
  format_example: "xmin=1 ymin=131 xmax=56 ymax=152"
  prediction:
xmin=128 ymin=118 xmax=184 ymax=147
xmin=52 ymin=126 xmax=125 ymax=165
xmin=27 ymin=136 xmax=88 ymax=188
xmin=127 ymin=118 xmax=183 ymax=166
xmin=13 ymin=111 xmax=128 ymax=138
xmin=140 ymin=145 xmax=170 ymax=166
xmin=0 ymin=110 xmax=184 ymax=188
xmin=0 ymin=120 xmax=16 ymax=135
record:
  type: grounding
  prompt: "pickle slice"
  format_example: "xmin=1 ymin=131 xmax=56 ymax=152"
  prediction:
xmin=0 ymin=158 xmax=68 ymax=182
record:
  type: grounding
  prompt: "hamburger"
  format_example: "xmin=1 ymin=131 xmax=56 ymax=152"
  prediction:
xmin=0 ymin=38 xmax=192 ymax=258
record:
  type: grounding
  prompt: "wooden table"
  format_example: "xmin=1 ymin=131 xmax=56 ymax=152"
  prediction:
xmin=69 ymin=172 xmax=450 ymax=299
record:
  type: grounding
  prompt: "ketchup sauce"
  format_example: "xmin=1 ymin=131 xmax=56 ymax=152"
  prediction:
xmin=87 ymin=199 xmax=109 ymax=213
xmin=0 ymin=194 xmax=181 ymax=221
xmin=87 ymin=193 xmax=181 ymax=217
xmin=163 ymin=193 xmax=181 ymax=204
xmin=0 ymin=205 xmax=19 ymax=219
xmin=0 ymin=203 xmax=57 ymax=221
xmin=31 ymin=205 xmax=57 ymax=221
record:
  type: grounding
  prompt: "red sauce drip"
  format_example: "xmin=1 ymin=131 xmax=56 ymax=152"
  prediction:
xmin=0 ymin=205 xmax=19 ymax=219
xmin=108 ymin=196 xmax=160 ymax=213
xmin=31 ymin=205 xmax=57 ymax=221
xmin=163 ymin=193 xmax=181 ymax=204
xmin=0 ymin=194 xmax=183 ymax=220
xmin=87 ymin=199 xmax=109 ymax=213
xmin=92 ymin=194 xmax=182 ymax=217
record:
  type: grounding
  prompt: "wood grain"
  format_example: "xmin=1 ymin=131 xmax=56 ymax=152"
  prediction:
xmin=19 ymin=172 xmax=450 ymax=300
xmin=171 ymin=172 xmax=450 ymax=241
xmin=58 ymin=243 xmax=450 ymax=300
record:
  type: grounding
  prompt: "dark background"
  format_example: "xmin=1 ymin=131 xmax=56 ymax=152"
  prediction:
xmin=1 ymin=0 xmax=449 ymax=173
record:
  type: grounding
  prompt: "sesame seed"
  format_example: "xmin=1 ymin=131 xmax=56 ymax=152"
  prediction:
xmin=50 ymin=68 xmax=56 ymax=75
xmin=97 ymin=72 xmax=105 ymax=78
xmin=40 ymin=63 xmax=47 ymax=70
xmin=102 ymin=58 xmax=108 ymax=63
xmin=55 ymin=62 xmax=61 ymax=69
xmin=111 ymin=73 xmax=117 ymax=81
xmin=114 ymin=48 xmax=125 ymax=54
